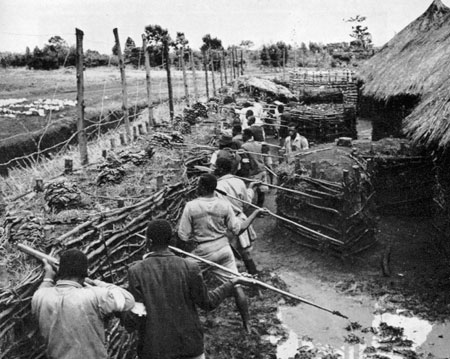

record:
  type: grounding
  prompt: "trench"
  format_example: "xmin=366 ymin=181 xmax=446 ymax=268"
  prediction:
xmin=270 ymin=270 xmax=450 ymax=358
xmin=253 ymin=200 xmax=450 ymax=359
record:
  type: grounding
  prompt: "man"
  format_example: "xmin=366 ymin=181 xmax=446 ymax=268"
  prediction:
xmin=240 ymin=128 xmax=270 ymax=207
xmin=238 ymin=102 xmax=254 ymax=129
xmin=282 ymin=123 xmax=309 ymax=160
xmin=32 ymin=249 xmax=135 ymax=359
xmin=252 ymin=97 xmax=264 ymax=126
xmin=247 ymin=115 xmax=265 ymax=142
xmin=210 ymin=133 xmax=240 ymax=174
xmin=214 ymin=157 xmax=259 ymax=275
xmin=126 ymin=219 xmax=253 ymax=359
xmin=231 ymin=124 xmax=244 ymax=148
xmin=178 ymin=173 xmax=267 ymax=332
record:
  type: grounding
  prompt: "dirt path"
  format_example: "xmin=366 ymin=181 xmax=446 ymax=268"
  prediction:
xmin=250 ymin=185 xmax=450 ymax=358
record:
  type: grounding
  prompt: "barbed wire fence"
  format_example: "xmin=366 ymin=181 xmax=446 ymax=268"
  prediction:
xmin=0 ymin=27 xmax=247 ymax=204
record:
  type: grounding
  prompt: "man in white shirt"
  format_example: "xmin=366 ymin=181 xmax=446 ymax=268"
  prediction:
xmin=282 ymin=123 xmax=309 ymax=160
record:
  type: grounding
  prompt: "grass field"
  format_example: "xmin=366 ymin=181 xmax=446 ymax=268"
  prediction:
xmin=0 ymin=66 xmax=213 ymax=141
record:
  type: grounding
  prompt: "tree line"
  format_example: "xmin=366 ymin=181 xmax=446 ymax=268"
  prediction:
xmin=0 ymin=15 xmax=373 ymax=70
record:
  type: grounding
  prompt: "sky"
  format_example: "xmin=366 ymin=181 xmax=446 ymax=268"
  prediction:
xmin=0 ymin=0 xmax=444 ymax=54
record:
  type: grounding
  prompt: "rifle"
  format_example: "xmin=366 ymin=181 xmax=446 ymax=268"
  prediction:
xmin=17 ymin=243 xmax=59 ymax=267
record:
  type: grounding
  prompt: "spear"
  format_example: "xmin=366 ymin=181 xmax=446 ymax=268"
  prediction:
xmin=134 ymin=233 xmax=347 ymax=319
xmin=214 ymin=187 xmax=344 ymax=246
xmin=193 ymin=165 xmax=320 ymax=200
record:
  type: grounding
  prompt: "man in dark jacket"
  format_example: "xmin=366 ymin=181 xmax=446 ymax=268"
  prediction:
xmin=125 ymin=219 xmax=253 ymax=359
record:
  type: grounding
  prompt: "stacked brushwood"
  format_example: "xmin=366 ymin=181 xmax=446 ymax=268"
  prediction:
xmin=282 ymin=103 xmax=357 ymax=143
xmin=1 ymin=211 xmax=47 ymax=247
xmin=43 ymin=180 xmax=83 ymax=212
xmin=353 ymin=139 xmax=435 ymax=216
xmin=276 ymin=156 xmax=377 ymax=255
xmin=0 ymin=177 xmax=200 ymax=359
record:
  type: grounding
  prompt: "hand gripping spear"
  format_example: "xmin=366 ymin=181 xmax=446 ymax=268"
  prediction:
xmin=168 ymin=243 xmax=349 ymax=319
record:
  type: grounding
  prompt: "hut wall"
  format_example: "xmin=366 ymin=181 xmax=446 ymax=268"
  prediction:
xmin=366 ymin=156 xmax=435 ymax=216
xmin=289 ymin=69 xmax=359 ymax=108
xmin=280 ymin=104 xmax=357 ymax=144
xmin=359 ymin=95 xmax=419 ymax=141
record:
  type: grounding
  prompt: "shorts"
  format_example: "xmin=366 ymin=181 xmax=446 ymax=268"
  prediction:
xmin=190 ymin=243 xmax=239 ymax=283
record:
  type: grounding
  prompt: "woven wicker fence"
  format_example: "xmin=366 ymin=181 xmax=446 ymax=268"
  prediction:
xmin=276 ymin=162 xmax=377 ymax=256
xmin=0 ymin=170 xmax=203 ymax=359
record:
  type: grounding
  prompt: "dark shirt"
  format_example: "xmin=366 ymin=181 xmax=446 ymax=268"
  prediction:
xmin=127 ymin=250 xmax=234 ymax=359
xmin=249 ymin=125 xmax=265 ymax=142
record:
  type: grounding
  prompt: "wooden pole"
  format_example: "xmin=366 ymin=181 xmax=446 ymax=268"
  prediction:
xmin=64 ymin=158 xmax=73 ymax=174
xmin=202 ymin=50 xmax=209 ymax=99
xmin=190 ymin=49 xmax=199 ymax=102
xmin=222 ymin=50 xmax=228 ymax=84
xmin=209 ymin=49 xmax=216 ymax=97
xmin=75 ymin=28 xmax=88 ymax=165
xmin=164 ymin=38 xmax=174 ymax=121
xmin=240 ymin=49 xmax=244 ymax=75
xmin=231 ymin=47 xmax=236 ymax=79
xmin=282 ymin=48 xmax=286 ymax=81
xmin=181 ymin=45 xmax=190 ymax=105
xmin=113 ymin=28 xmax=131 ymax=142
xmin=235 ymin=47 xmax=239 ymax=77
xmin=219 ymin=53 xmax=224 ymax=88
xmin=142 ymin=35 xmax=154 ymax=127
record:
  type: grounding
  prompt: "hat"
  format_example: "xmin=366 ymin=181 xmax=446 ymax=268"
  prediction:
xmin=219 ymin=134 xmax=233 ymax=147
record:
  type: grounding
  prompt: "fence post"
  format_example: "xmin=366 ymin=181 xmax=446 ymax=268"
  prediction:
xmin=219 ymin=54 xmax=224 ymax=88
xmin=142 ymin=35 xmax=154 ymax=127
xmin=64 ymin=158 xmax=73 ymax=174
xmin=202 ymin=50 xmax=209 ymax=99
xmin=119 ymin=133 xmax=126 ymax=146
xmin=190 ymin=49 xmax=199 ymax=102
xmin=222 ymin=50 xmax=228 ymax=84
xmin=181 ymin=45 xmax=190 ymax=105
xmin=164 ymin=38 xmax=174 ymax=121
xmin=76 ymin=28 xmax=88 ymax=166
xmin=311 ymin=161 xmax=317 ymax=178
xmin=231 ymin=47 xmax=236 ymax=79
xmin=113 ymin=28 xmax=131 ymax=142
xmin=209 ymin=49 xmax=216 ymax=97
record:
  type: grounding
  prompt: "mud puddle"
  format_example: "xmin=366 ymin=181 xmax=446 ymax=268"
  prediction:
xmin=273 ymin=270 xmax=450 ymax=358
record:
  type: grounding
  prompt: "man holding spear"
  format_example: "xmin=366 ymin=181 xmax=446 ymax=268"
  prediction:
xmin=124 ymin=219 xmax=254 ymax=359
xmin=214 ymin=157 xmax=260 ymax=275
xmin=178 ymin=173 xmax=268 ymax=332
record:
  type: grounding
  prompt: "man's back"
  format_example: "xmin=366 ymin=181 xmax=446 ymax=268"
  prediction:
xmin=241 ymin=140 xmax=265 ymax=176
xmin=32 ymin=281 xmax=122 ymax=359
xmin=128 ymin=252 xmax=233 ymax=359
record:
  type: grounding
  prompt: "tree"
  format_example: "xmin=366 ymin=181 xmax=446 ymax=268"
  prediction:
xmin=47 ymin=35 xmax=69 ymax=66
xmin=260 ymin=45 xmax=270 ymax=67
xmin=144 ymin=24 xmax=174 ymax=120
xmin=239 ymin=40 xmax=254 ymax=49
xmin=123 ymin=36 xmax=143 ymax=68
xmin=345 ymin=15 xmax=372 ymax=50
xmin=201 ymin=34 xmax=223 ymax=52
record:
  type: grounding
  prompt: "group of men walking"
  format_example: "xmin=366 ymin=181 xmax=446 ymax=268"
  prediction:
xmin=32 ymin=170 xmax=268 ymax=359
xmin=31 ymin=97 xmax=310 ymax=359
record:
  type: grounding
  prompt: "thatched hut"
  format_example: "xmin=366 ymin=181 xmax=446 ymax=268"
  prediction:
xmin=359 ymin=0 xmax=450 ymax=140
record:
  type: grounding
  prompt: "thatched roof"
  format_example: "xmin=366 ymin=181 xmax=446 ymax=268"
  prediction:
xmin=232 ymin=76 xmax=296 ymax=99
xmin=403 ymin=81 xmax=450 ymax=148
xmin=360 ymin=0 xmax=450 ymax=100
